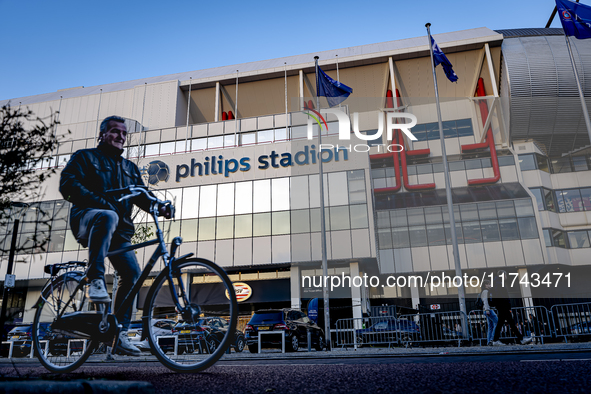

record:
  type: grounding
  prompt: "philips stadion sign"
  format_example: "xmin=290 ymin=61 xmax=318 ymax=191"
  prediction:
xmin=140 ymin=144 xmax=349 ymax=186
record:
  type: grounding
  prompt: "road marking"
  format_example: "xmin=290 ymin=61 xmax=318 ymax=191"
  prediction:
xmin=217 ymin=363 xmax=346 ymax=367
xmin=520 ymin=358 xmax=591 ymax=363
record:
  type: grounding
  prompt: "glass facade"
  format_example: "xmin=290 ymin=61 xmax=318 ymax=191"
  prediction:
xmin=518 ymin=153 xmax=591 ymax=174
xmin=1 ymin=170 xmax=369 ymax=259
xmin=376 ymin=199 xmax=538 ymax=250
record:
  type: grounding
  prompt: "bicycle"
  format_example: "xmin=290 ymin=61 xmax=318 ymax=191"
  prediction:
xmin=31 ymin=185 xmax=238 ymax=373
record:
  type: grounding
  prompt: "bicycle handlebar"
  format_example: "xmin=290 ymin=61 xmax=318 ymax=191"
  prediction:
xmin=105 ymin=186 xmax=175 ymax=219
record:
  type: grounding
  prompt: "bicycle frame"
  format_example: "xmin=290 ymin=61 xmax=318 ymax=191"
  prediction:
xmin=42 ymin=186 xmax=192 ymax=346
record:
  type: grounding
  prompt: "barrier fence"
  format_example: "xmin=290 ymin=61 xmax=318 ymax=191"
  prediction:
xmin=468 ymin=306 xmax=553 ymax=345
xmin=3 ymin=302 xmax=591 ymax=356
xmin=399 ymin=310 xmax=468 ymax=347
xmin=551 ymin=302 xmax=591 ymax=343
xmin=334 ymin=302 xmax=591 ymax=349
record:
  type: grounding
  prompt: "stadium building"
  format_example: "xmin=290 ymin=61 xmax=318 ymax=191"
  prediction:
xmin=1 ymin=27 xmax=590 ymax=330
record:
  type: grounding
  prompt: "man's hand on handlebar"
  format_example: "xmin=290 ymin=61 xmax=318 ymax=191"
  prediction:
xmin=158 ymin=203 xmax=173 ymax=219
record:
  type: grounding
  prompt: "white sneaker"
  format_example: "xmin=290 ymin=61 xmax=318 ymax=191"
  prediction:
xmin=117 ymin=331 xmax=141 ymax=356
xmin=520 ymin=337 xmax=533 ymax=345
xmin=86 ymin=279 xmax=111 ymax=303
xmin=492 ymin=341 xmax=506 ymax=346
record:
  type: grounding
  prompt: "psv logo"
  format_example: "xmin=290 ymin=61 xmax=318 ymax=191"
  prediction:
xmin=225 ymin=282 xmax=252 ymax=302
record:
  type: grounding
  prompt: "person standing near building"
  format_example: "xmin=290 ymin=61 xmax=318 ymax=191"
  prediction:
xmin=480 ymin=279 xmax=497 ymax=346
xmin=59 ymin=115 xmax=171 ymax=356
xmin=491 ymin=270 xmax=532 ymax=346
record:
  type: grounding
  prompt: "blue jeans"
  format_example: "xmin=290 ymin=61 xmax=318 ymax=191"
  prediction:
xmin=77 ymin=209 xmax=141 ymax=331
xmin=485 ymin=309 xmax=498 ymax=344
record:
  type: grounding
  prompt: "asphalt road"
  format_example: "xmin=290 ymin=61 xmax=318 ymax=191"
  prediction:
xmin=1 ymin=351 xmax=590 ymax=393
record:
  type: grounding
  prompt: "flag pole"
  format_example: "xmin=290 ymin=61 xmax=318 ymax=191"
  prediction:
xmin=425 ymin=23 xmax=468 ymax=336
xmin=315 ymin=55 xmax=331 ymax=350
xmin=564 ymin=34 xmax=591 ymax=145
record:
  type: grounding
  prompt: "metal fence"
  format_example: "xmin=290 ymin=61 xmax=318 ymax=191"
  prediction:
xmin=399 ymin=310 xmax=468 ymax=347
xmin=335 ymin=316 xmax=419 ymax=349
xmin=468 ymin=306 xmax=553 ymax=345
xmin=551 ymin=302 xmax=591 ymax=342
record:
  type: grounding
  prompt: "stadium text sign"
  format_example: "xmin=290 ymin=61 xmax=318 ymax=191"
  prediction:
xmin=173 ymin=144 xmax=348 ymax=183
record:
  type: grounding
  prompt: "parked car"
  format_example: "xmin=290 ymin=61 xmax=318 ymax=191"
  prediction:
xmin=244 ymin=309 xmax=325 ymax=353
xmin=172 ymin=317 xmax=245 ymax=354
xmin=6 ymin=323 xmax=84 ymax=357
xmin=126 ymin=319 xmax=176 ymax=353
xmin=6 ymin=324 xmax=40 ymax=357
xmin=354 ymin=319 xmax=420 ymax=346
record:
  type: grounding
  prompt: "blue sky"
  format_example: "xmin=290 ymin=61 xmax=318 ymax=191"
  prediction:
xmin=0 ymin=0 xmax=566 ymax=101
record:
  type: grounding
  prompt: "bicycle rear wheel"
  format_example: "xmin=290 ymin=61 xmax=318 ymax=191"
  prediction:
xmin=32 ymin=272 xmax=96 ymax=373
xmin=145 ymin=258 xmax=238 ymax=372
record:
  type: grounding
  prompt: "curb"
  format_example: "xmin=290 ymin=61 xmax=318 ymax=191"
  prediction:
xmin=0 ymin=380 xmax=154 ymax=394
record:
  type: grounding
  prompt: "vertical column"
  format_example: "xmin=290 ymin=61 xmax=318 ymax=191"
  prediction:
xmin=350 ymin=262 xmax=363 ymax=321
xmin=299 ymin=70 xmax=304 ymax=111
xmin=410 ymin=280 xmax=421 ymax=311
xmin=290 ymin=265 xmax=301 ymax=310
xmin=215 ymin=82 xmax=220 ymax=122
xmin=518 ymin=267 xmax=534 ymax=308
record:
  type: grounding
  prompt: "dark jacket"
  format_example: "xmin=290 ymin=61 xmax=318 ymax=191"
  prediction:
xmin=59 ymin=143 xmax=151 ymax=244
xmin=490 ymin=283 xmax=512 ymax=310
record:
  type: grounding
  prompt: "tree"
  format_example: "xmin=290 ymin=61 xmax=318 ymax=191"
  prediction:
xmin=0 ymin=104 xmax=64 ymax=253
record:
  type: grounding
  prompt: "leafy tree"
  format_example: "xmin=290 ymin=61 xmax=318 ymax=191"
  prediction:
xmin=0 ymin=104 xmax=64 ymax=254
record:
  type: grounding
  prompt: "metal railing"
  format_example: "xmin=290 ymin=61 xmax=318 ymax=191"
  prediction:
xmin=468 ymin=306 xmax=553 ymax=345
xmin=551 ymin=302 xmax=591 ymax=342
xmin=335 ymin=316 xmax=418 ymax=349
xmin=399 ymin=311 xmax=468 ymax=347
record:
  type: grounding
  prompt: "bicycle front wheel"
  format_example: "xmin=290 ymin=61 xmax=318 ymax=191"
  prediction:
xmin=145 ymin=258 xmax=238 ymax=372
xmin=32 ymin=272 xmax=96 ymax=373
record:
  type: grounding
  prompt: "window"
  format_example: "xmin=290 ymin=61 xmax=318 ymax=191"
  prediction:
xmin=191 ymin=138 xmax=207 ymax=151
xmin=499 ymin=218 xmax=519 ymax=240
xmin=216 ymin=216 xmax=234 ymax=239
xmin=557 ymin=189 xmax=584 ymax=212
xmin=517 ymin=217 xmax=538 ymax=239
xmin=543 ymin=229 xmax=552 ymax=247
xmin=567 ymin=231 xmax=590 ymax=248
xmin=347 ymin=170 xmax=366 ymax=204
xmin=530 ymin=188 xmax=545 ymax=211
xmin=462 ymin=222 xmax=482 ymax=243
xmin=552 ymin=229 xmax=567 ymax=248
xmin=350 ymin=205 xmax=369 ymax=229
xmin=291 ymin=210 xmax=310 ymax=233
xmin=408 ymin=226 xmax=428 ymax=247
xmin=253 ymin=213 xmax=271 ymax=237
xmin=257 ymin=129 xmax=274 ymax=144
xmin=208 ymin=136 xmax=224 ymax=150
xmin=518 ymin=154 xmax=537 ymax=171
xmin=427 ymin=225 xmax=446 ymax=246
xmin=272 ymin=211 xmax=290 ymax=235
xmin=330 ymin=206 xmax=350 ymax=230
xmin=392 ymin=227 xmax=410 ymax=248
xmin=160 ymin=142 xmax=175 ymax=155
xmin=198 ymin=218 xmax=215 ymax=241
xmin=480 ymin=220 xmax=501 ymax=242
xmin=378 ymin=228 xmax=393 ymax=249
xmin=360 ymin=129 xmax=382 ymax=147
xmin=241 ymin=132 xmax=256 ymax=146
xmin=551 ymin=157 xmax=572 ymax=173
xmin=234 ymin=215 xmax=252 ymax=238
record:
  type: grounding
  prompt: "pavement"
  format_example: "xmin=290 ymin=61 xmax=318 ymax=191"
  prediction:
xmin=2 ymin=340 xmax=591 ymax=392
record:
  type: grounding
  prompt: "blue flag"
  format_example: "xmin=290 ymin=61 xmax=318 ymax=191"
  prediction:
xmin=430 ymin=36 xmax=459 ymax=83
xmin=316 ymin=66 xmax=353 ymax=107
xmin=556 ymin=0 xmax=591 ymax=39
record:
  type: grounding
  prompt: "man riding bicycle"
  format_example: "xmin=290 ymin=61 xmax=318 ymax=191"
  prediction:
xmin=59 ymin=115 xmax=171 ymax=356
